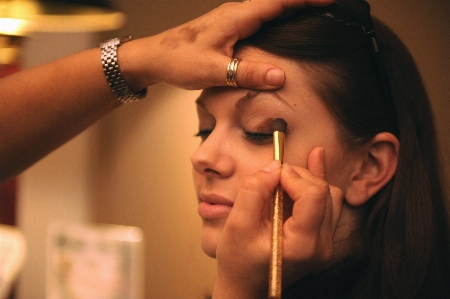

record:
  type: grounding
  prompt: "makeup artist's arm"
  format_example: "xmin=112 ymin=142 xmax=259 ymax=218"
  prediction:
xmin=212 ymin=148 xmax=343 ymax=299
xmin=0 ymin=0 xmax=333 ymax=183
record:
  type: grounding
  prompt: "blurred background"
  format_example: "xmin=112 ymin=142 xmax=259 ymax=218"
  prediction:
xmin=0 ymin=0 xmax=449 ymax=298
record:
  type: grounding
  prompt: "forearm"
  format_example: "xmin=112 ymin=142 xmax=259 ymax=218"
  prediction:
xmin=0 ymin=47 xmax=124 ymax=182
xmin=212 ymin=276 xmax=267 ymax=299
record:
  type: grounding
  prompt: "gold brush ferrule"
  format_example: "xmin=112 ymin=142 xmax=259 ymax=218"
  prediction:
xmin=273 ymin=131 xmax=285 ymax=162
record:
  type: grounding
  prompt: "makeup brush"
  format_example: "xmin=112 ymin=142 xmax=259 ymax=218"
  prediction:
xmin=269 ymin=118 xmax=287 ymax=299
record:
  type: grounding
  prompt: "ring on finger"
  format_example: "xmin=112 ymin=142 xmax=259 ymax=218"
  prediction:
xmin=226 ymin=58 xmax=241 ymax=88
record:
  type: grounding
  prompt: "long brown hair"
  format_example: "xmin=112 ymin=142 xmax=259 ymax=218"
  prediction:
xmin=237 ymin=7 xmax=450 ymax=299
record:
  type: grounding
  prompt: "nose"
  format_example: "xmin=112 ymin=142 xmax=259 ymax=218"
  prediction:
xmin=190 ymin=129 xmax=235 ymax=178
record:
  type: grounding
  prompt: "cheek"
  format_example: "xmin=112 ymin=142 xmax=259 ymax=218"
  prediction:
xmin=240 ymin=150 xmax=274 ymax=176
xmin=323 ymin=149 xmax=355 ymax=190
xmin=283 ymin=129 xmax=350 ymax=183
xmin=283 ymin=140 xmax=311 ymax=168
xmin=284 ymin=149 xmax=308 ymax=167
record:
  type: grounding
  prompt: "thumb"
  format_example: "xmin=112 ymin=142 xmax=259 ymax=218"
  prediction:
xmin=235 ymin=59 xmax=286 ymax=90
xmin=307 ymin=147 xmax=325 ymax=179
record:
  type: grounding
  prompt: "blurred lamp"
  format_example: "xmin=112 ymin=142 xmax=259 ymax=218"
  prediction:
xmin=0 ymin=0 xmax=125 ymax=66
xmin=0 ymin=0 xmax=125 ymax=35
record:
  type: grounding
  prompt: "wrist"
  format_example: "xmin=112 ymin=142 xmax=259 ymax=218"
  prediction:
xmin=117 ymin=36 xmax=159 ymax=92
xmin=100 ymin=36 xmax=147 ymax=103
xmin=212 ymin=274 xmax=267 ymax=299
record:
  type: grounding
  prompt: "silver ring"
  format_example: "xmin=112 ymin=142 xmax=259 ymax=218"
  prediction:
xmin=226 ymin=58 xmax=241 ymax=87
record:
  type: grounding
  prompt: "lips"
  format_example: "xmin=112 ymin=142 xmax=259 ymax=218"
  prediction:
xmin=198 ymin=194 xmax=234 ymax=220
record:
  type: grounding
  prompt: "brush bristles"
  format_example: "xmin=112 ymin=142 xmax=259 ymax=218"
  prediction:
xmin=271 ymin=118 xmax=287 ymax=134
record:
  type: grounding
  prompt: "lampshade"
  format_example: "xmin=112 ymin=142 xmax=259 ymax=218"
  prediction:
xmin=0 ymin=0 xmax=125 ymax=35
xmin=40 ymin=0 xmax=112 ymax=9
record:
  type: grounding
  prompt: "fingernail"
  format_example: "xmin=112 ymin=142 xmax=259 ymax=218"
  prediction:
xmin=262 ymin=160 xmax=280 ymax=173
xmin=266 ymin=69 xmax=285 ymax=87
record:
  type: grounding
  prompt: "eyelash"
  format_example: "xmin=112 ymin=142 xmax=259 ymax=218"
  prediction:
xmin=194 ymin=130 xmax=212 ymax=141
xmin=243 ymin=131 xmax=273 ymax=144
xmin=194 ymin=129 xmax=272 ymax=144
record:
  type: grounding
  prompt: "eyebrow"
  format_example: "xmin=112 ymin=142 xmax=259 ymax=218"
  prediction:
xmin=195 ymin=90 xmax=294 ymax=110
xmin=235 ymin=91 xmax=294 ymax=110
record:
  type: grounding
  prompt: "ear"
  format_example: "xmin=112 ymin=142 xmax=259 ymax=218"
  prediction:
xmin=345 ymin=132 xmax=399 ymax=206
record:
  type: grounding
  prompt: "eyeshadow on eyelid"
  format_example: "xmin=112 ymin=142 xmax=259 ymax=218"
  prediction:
xmin=243 ymin=117 xmax=279 ymax=134
xmin=257 ymin=118 xmax=277 ymax=131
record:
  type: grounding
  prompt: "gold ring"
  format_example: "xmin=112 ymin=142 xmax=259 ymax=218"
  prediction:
xmin=226 ymin=58 xmax=241 ymax=87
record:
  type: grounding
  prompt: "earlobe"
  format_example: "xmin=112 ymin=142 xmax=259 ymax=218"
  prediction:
xmin=345 ymin=132 xmax=399 ymax=206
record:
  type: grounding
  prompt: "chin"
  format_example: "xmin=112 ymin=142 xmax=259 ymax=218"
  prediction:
xmin=201 ymin=239 xmax=217 ymax=258
xmin=200 ymin=220 xmax=225 ymax=258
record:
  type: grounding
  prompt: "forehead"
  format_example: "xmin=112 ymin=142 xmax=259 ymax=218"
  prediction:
xmin=196 ymin=47 xmax=319 ymax=113
xmin=196 ymin=89 xmax=294 ymax=112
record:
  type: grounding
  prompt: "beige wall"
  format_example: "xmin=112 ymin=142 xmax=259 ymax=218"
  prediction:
xmin=16 ymin=1 xmax=450 ymax=299
xmin=17 ymin=32 xmax=100 ymax=299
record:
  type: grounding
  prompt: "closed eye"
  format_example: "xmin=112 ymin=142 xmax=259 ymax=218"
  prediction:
xmin=243 ymin=131 xmax=273 ymax=145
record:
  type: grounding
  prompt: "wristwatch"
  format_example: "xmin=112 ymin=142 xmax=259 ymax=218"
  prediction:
xmin=100 ymin=36 xmax=147 ymax=103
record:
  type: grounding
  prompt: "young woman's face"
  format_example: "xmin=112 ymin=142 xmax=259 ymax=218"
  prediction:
xmin=191 ymin=48 xmax=358 ymax=258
